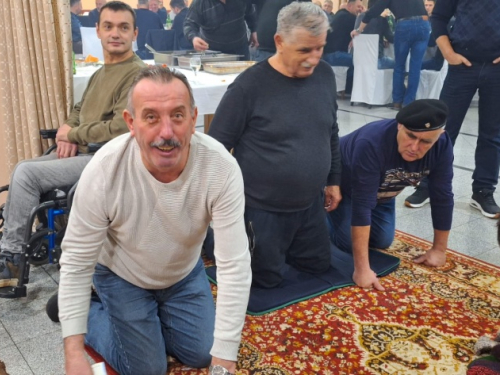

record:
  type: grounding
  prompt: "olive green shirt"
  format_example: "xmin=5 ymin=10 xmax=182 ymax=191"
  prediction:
xmin=66 ymin=54 xmax=145 ymax=153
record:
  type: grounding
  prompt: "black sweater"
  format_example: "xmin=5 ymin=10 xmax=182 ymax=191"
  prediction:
xmin=363 ymin=0 xmax=426 ymax=24
xmin=208 ymin=60 xmax=341 ymax=212
xmin=184 ymin=0 xmax=256 ymax=52
xmin=324 ymin=9 xmax=356 ymax=54
xmin=431 ymin=0 xmax=500 ymax=63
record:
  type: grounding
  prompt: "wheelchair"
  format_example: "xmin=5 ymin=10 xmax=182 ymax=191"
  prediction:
xmin=0 ymin=130 xmax=101 ymax=300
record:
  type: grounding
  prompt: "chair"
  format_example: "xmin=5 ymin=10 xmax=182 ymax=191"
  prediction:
xmin=416 ymin=61 xmax=448 ymax=100
xmin=332 ymin=66 xmax=349 ymax=96
xmin=81 ymin=27 xmax=104 ymax=60
xmin=144 ymin=29 xmax=177 ymax=59
xmin=351 ymin=34 xmax=393 ymax=107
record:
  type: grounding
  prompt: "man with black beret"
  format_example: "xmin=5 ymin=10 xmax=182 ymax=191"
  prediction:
xmin=328 ymin=99 xmax=453 ymax=290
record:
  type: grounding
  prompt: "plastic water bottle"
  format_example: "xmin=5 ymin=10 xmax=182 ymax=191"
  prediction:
xmin=92 ymin=362 xmax=107 ymax=375
xmin=166 ymin=13 xmax=172 ymax=29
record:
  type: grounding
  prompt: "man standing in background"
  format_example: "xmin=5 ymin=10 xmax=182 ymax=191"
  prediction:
xmin=170 ymin=0 xmax=193 ymax=50
xmin=323 ymin=0 xmax=335 ymax=24
xmin=405 ymin=0 xmax=500 ymax=218
xmin=135 ymin=0 xmax=164 ymax=59
xmin=184 ymin=0 xmax=258 ymax=60
xmin=89 ymin=0 xmax=107 ymax=25
xmin=70 ymin=0 xmax=83 ymax=54
xmin=352 ymin=0 xmax=430 ymax=109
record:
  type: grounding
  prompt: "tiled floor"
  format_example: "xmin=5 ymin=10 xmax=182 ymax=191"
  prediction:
xmin=1 ymin=99 xmax=499 ymax=375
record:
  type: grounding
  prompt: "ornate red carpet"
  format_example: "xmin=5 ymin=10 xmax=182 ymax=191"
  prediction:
xmin=88 ymin=231 xmax=500 ymax=374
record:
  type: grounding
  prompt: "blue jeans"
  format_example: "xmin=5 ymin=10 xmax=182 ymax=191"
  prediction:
xmin=323 ymin=51 xmax=354 ymax=93
xmin=85 ymin=259 xmax=214 ymax=375
xmin=323 ymin=51 xmax=353 ymax=67
xmin=378 ymin=56 xmax=395 ymax=70
xmin=393 ymin=19 xmax=430 ymax=105
xmin=440 ymin=62 xmax=500 ymax=192
xmin=327 ymin=195 xmax=395 ymax=252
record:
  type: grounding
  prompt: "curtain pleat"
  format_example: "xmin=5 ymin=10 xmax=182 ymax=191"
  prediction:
xmin=0 ymin=0 xmax=73 ymax=174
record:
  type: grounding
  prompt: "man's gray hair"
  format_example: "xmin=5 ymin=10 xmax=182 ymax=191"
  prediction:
xmin=126 ymin=66 xmax=196 ymax=117
xmin=138 ymin=0 xmax=149 ymax=5
xmin=276 ymin=2 xmax=329 ymax=40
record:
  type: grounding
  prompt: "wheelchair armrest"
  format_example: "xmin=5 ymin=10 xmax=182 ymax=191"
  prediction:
xmin=40 ymin=129 xmax=58 ymax=139
xmin=87 ymin=143 xmax=105 ymax=153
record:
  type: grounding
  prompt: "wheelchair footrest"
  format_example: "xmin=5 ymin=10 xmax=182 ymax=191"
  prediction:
xmin=0 ymin=285 xmax=27 ymax=299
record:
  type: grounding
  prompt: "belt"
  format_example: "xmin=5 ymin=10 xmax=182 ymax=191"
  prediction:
xmin=398 ymin=15 xmax=429 ymax=22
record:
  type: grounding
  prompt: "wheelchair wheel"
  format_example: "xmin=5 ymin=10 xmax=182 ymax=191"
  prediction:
xmin=29 ymin=241 xmax=49 ymax=266
xmin=26 ymin=230 xmax=50 ymax=266
xmin=46 ymin=292 xmax=59 ymax=322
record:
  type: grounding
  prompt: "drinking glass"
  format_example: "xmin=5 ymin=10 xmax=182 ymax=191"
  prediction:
xmin=190 ymin=56 xmax=202 ymax=80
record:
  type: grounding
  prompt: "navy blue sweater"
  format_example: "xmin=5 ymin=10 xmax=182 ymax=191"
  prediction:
xmin=340 ymin=119 xmax=454 ymax=230
xmin=431 ymin=0 xmax=500 ymax=63
xmin=208 ymin=60 xmax=340 ymax=212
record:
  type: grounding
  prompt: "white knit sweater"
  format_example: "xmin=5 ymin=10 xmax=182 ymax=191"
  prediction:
xmin=59 ymin=132 xmax=251 ymax=361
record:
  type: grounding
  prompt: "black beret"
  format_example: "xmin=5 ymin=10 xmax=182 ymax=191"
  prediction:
xmin=396 ymin=99 xmax=448 ymax=132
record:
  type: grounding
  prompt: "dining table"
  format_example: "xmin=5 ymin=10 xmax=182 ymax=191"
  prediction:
xmin=73 ymin=60 xmax=240 ymax=132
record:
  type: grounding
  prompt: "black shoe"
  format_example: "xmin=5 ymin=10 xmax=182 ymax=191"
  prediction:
xmin=0 ymin=251 xmax=21 ymax=288
xmin=405 ymin=186 xmax=430 ymax=208
xmin=470 ymin=190 xmax=500 ymax=219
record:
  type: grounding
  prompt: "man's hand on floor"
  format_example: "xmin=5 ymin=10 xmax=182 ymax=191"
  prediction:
xmin=353 ymin=268 xmax=385 ymax=291
xmin=413 ymin=248 xmax=446 ymax=267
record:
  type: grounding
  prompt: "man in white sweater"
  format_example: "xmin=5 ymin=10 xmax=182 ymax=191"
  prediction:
xmin=59 ymin=66 xmax=251 ymax=375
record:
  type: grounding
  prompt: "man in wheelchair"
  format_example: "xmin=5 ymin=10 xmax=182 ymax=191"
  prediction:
xmin=0 ymin=1 xmax=145 ymax=291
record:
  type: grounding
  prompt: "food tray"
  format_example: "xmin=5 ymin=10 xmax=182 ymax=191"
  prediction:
xmin=153 ymin=50 xmax=221 ymax=66
xmin=203 ymin=61 xmax=256 ymax=74
xmin=176 ymin=54 xmax=241 ymax=70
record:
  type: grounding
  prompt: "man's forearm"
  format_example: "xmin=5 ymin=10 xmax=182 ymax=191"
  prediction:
xmin=352 ymin=225 xmax=371 ymax=271
xmin=436 ymin=35 xmax=454 ymax=59
xmin=64 ymin=334 xmax=86 ymax=358
xmin=432 ymin=229 xmax=449 ymax=252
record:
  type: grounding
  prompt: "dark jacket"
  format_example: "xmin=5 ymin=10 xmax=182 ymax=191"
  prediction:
xmin=256 ymin=0 xmax=311 ymax=53
xmin=172 ymin=7 xmax=192 ymax=50
xmin=324 ymin=9 xmax=356 ymax=54
xmin=184 ymin=0 xmax=256 ymax=52
xmin=431 ymin=0 xmax=500 ymax=63
xmin=363 ymin=0 xmax=426 ymax=23
xmin=135 ymin=9 xmax=164 ymax=52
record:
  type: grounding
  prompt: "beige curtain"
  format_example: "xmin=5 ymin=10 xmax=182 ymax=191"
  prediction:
xmin=0 ymin=0 xmax=73 ymax=174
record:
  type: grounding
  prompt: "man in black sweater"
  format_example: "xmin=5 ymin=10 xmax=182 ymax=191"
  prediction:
xmin=184 ymin=0 xmax=258 ymax=60
xmin=208 ymin=2 xmax=341 ymax=288
xmin=405 ymin=0 xmax=500 ymax=219
xmin=323 ymin=0 xmax=362 ymax=64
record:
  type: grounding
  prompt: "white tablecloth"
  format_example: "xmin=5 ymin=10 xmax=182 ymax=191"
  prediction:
xmin=73 ymin=61 xmax=238 ymax=116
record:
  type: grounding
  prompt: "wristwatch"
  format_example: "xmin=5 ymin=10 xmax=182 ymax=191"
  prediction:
xmin=209 ymin=365 xmax=235 ymax=375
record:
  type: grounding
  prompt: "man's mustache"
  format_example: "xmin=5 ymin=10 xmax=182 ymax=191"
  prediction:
xmin=150 ymin=139 xmax=181 ymax=148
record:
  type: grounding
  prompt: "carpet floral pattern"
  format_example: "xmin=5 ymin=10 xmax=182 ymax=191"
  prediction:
xmin=90 ymin=231 xmax=500 ymax=374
